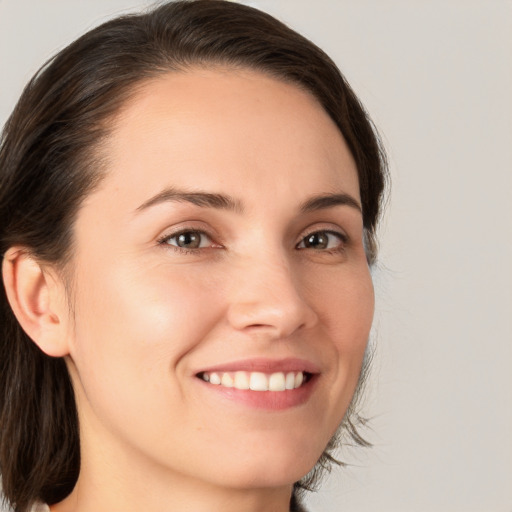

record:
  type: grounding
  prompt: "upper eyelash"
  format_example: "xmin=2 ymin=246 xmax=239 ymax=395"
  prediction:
xmin=296 ymin=229 xmax=348 ymax=250
xmin=156 ymin=228 xmax=215 ymax=248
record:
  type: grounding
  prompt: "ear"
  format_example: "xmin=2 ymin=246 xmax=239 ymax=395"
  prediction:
xmin=2 ymin=247 xmax=71 ymax=357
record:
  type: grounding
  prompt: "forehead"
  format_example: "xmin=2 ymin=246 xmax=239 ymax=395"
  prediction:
xmin=95 ymin=68 xmax=359 ymax=209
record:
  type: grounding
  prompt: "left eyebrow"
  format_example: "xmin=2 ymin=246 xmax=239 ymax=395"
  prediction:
xmin=135 ymin=187 xmax=244 ymax=214
xmin=299 ymin=193 xmax=362 ymax=214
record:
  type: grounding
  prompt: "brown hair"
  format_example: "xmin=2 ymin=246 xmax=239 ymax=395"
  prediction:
xmin=0 ymin=1 xmax=387 ymax=510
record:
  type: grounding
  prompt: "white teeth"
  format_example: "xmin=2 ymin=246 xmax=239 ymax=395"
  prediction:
xmin=249 ymin=372 xmax=268 ymax=391
xmin=209 ymin=372 xmax=221 ymax=385
xmin=234 ymin=371 xmax=250 ymax=390
xmin=268 ymin=372 xmax=286 ymax=391
xmin=201 ymin=370 xmax=306 ymax=391
xmin=221 ymin=373 xmax=234 ymax=387
xmin=285 ymin=372 xmax=295 ymax=390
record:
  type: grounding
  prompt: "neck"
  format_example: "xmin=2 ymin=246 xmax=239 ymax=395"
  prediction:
xmin=52 ymin=475 xmax=293 ymax=512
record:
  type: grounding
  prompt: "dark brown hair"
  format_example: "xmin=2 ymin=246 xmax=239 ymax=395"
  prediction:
xmin=0 ymin=1 xmax=387 ymax=510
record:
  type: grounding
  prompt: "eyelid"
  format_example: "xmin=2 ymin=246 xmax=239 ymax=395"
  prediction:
xmin=296 ymin=230 xmax=346 ymax=248
xmin=296 ymin=223 xmax=348 ymax=243
xmin=156 ymin=225 xmax=221 ymax=250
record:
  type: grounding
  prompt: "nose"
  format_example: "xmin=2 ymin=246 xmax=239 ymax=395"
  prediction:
xmin=226 ymin=254 xmax=318 ymax=339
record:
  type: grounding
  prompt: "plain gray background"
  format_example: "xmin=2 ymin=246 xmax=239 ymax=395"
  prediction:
xmin=1 ymin=1 xmax=511 ymax=511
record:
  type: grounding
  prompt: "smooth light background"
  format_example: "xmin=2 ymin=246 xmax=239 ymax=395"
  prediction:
xmin=1 ymin=1 xmax=510 ymax=511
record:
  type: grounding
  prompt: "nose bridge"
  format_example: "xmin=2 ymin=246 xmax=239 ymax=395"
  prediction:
xmin=226 ymin=246 xmax=318 ymax=337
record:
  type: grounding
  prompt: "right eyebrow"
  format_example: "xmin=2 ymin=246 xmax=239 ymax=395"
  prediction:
xmin=299 ymin=192 xmax=362 ymax=214
xmin=134 ymin=187 xmax=244 ymax=214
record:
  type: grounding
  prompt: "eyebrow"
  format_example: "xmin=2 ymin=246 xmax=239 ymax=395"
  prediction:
xmin=299 ymin=193 xmax=362 ymax=213
xmin=135 ymin=187 xmax=361 ymax=215
xmin=135 ymin=187 xmax=244 ymax=214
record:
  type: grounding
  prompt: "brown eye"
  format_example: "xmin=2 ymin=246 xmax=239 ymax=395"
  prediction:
xmin=163 ymin=230 xmax=211 ymax=249
xmin=297 ymin=230 xmax=345 ymax=251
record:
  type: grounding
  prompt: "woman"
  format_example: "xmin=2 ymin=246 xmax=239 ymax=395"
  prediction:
xmin=0 ymin=1 xmax=387 ymax=511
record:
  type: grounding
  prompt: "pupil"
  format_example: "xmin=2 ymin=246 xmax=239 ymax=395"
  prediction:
xmin=306 ymin=233 xmax=328 ymax=249
xmin=178 ymin=232 xmax=200 ymax=248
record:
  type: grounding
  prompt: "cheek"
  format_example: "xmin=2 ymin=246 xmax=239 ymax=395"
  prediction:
xmin=335 ymin=273 xmax=374 ymax=351
xmin=309 ymin=264 xmax=374 ymax=411
xmin=308 ymin=260 xmax=374 ymax=344
xmin=68 ymin=259 xmax=226 ymax=407
xmin=335 ymin=270 xmax=374 ymax=371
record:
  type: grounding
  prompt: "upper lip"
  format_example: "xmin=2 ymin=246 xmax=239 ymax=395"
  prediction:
xmin=195 ymin=357 xmax=320 ymax=375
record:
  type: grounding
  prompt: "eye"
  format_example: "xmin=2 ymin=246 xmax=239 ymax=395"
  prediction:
xmin=159 ymin=229 xmax=214 ymax=250
xmin=296 ymin=230 xmax=346 ymax=251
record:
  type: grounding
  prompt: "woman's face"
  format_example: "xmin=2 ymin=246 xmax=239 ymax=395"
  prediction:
xmin=63 ymin=69 xmax=374 ymax=491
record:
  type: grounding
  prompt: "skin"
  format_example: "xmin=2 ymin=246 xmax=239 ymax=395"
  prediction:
xmin=6 ymin=68 xmax=374 ymax=512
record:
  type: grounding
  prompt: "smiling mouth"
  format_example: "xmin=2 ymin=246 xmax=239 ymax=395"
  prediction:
xmin=197 ymin=371 xmax=312 ymax=392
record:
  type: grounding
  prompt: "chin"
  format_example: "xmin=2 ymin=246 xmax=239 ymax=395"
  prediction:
xmin=210 ymin=441 xmax=323 ymax=490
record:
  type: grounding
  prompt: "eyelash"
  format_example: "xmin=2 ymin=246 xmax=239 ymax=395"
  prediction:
xmin=157 ymin=228 xmax=348 ymax=254
xmin=157 ymin=228 xmax=218 ymax=254
xmin=296 ymin=230 xmax=348 ymax=253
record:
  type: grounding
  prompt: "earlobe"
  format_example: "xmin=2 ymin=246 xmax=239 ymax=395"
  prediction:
xmin=2 ymin=247 xmax=70 ymax=357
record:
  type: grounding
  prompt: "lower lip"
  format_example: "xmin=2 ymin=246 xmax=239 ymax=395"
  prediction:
xmin=196 ymin=375 xmax=317 ymax=411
